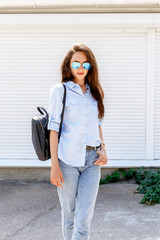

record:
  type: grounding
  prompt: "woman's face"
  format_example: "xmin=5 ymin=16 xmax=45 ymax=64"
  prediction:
xmin=69 ymin=51 xmax=89 ymax=82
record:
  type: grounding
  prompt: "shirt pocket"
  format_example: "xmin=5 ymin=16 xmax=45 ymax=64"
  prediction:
xmin=88 ymin=98 xmax=98 ymax=119
xmin=65 ymin=96 xmax=79 ymax=107
xmin=88 ymin=98 xmax=98 ymax=107
xmin=64 ymin=96 xmax=80 ymax=122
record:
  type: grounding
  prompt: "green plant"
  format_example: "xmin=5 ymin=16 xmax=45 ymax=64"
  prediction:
xmin=100 ymin=171 xmax=121 ymax=184
xmin=134 ymin=167 xmax=148 ymax=184
xmin=100 ymin=167 xmax=160 ymax=206
xmin=120 ymin=168 xmax=136 ymax=179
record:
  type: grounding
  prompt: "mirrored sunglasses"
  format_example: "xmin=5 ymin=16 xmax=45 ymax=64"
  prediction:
xmin=71 ymin=62 xmax=91 ymax=70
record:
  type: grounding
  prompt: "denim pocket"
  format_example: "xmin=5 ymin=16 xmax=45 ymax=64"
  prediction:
xmin=90 ymin=150 xmax=99 ymax=163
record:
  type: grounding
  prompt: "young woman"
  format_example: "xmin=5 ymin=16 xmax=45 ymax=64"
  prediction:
xmin=47 ymin=43 xmax=108 ymax=240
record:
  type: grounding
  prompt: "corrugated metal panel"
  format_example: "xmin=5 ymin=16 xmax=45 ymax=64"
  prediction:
xmin=0 ymin=29 xmax=147 ymax=162
xmin=154 ymin=29 xmax=160 ymax=159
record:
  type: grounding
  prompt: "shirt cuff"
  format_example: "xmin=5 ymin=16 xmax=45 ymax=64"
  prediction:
xmin=98 ymin=119 xmax=102 ymax=127
xmin=47 ymin=119 xmax=59 ymax=132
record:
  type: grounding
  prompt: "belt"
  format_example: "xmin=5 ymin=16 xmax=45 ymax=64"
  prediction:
xmin=86 ymin=144 xmax=101 ymax=150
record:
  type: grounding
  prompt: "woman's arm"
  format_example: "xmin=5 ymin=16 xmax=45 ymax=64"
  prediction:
xmin=99 ymin=126 xmax=106 ymax=153
xmin=49 ymin=130 xmax=59 ymax=167
xmin=50 ymin=130 xmax=64 ymax=188
xmin=94 ymin=126 xmax=108 ymax=165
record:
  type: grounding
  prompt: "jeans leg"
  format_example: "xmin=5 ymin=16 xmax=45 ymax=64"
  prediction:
xmin=57 ymin=159 xmax=80 ymax=240
xmin=72 ymin=150 xmax=101 ymax=240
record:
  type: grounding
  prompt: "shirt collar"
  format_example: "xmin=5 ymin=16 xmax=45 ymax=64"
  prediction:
xmin=65 ymin=80 xmax=90 ymax=90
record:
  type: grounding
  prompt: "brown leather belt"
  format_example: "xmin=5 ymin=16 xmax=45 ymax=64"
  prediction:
xmin=86 ymin=144 xmax=101 ymax=150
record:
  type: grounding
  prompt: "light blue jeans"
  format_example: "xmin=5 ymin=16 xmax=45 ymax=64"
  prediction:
xmin=57 ymin=148 xmax=101 ymax=240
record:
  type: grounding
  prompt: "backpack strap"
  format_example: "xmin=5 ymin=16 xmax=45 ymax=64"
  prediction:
xmin=58 ymin=83 xmax=66 ymax=143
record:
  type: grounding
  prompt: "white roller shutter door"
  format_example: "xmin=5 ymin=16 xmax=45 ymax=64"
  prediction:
xmin=0 ymin=29 xmax=147 ymax=163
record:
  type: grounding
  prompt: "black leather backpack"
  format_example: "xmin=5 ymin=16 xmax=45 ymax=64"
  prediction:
xmin=31 ymin=84 xmax=66 ymax=161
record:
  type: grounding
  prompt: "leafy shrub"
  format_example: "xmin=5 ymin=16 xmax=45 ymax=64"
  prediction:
xmin=100 ymin=171 xmax=121 ymax=184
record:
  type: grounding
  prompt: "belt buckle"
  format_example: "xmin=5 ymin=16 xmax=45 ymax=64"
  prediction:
xmin=86 ymin=145 xmax=100 ymax=150
xmin=86 ymin=145 xmax=93 ymax=150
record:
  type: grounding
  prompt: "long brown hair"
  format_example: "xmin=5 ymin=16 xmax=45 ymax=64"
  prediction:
xmin=60 ymin=43 xmax=104 ymax=120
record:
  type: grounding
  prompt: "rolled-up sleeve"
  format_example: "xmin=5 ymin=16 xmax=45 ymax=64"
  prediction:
xmin=98 ymin=118 xmax=103 ymax=127
xmin=47 ymin=84 xmax=63 ymax=132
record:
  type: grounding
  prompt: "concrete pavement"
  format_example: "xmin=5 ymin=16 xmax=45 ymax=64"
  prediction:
xmin=0 ymin=179 xmax=160 ymax=240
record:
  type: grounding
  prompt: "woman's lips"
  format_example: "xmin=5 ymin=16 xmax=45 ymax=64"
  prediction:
xmin=77 ymin=73 xmax=84 ymax=75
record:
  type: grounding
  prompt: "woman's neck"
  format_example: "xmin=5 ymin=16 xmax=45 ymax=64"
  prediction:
xmin=73 ymin=78 xmax=85 ymax=87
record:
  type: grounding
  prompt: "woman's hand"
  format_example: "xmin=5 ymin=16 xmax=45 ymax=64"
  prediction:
xmin=94 ymin=149 xmax=108 ymax=165
xmin=50 ymin=163 xmax=64 ymax=188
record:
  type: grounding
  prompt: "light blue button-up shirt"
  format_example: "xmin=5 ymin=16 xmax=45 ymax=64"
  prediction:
xmin=47 ymin=80 xmax=103 ymax=167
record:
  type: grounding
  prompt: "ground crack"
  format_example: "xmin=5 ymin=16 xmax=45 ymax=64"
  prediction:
xmin=3 ymin=201 xmax=60 ymax=240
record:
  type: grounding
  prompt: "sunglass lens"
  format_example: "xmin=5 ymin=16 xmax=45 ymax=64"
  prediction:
xmin=71 ymin=62 xmax=81 ymax=69
xmin=83 ymin=62 xmax=91 ymax=70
